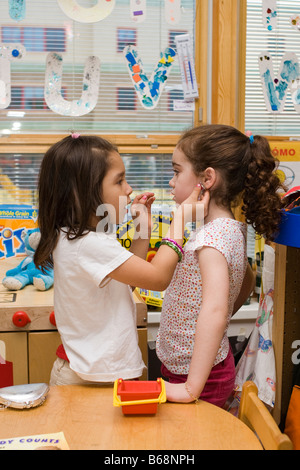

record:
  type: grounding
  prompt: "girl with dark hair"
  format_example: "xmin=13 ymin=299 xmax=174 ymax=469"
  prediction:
xmin=156 ymin=124 xmax=285 ymax=407
xmin=34 ymin=134 xmax=207 ymax=386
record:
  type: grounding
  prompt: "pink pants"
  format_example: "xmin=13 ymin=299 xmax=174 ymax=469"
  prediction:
xmin=161 ymin=348 xmax=235 ymax=408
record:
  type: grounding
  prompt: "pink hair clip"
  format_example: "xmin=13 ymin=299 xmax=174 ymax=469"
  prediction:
xmin=71 ymin=132 xmax=80 ymax=139
xmin=245 ymin=130 xmax=254 ymax=144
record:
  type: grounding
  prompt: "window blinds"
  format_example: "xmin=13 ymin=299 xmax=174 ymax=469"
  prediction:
xmin=0 ymin=0 xmax=195 ymax=135
xmin=245 ymin=0 xmax=300 ymax=136
xmin=0 ymin=152 xmax=174 ymax=206
xmin=0 ymin=153 xmax=42 ymax=205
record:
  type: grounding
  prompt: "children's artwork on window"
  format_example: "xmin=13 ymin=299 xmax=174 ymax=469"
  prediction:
xmin=130 ymin=0 xmax=146 ymax=23
xmin=124 ymin=45 xmax=176 ymax=109
xmin=44 ymin=52 xmax=100 ymax=116
xmin=165 ymin=0 xmax=181 ymax=25
xmin=0 ymin=43 xmax=26 ymax=109
xmin=262 ymin=0 xmax=277 ymax=31
xmin=0 ymin=0 xmax=195 ymax=133
xmin=258 ymin=51 xmax=300 ymax=113
xmin=57 ymin=0 xmax=115 ymax=23
xmin=8 ymin=0 xmax=26 ymax=21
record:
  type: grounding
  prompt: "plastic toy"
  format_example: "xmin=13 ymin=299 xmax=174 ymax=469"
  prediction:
xmin=282 ymin=186 xmax=300 ymax=213
xmin=0 ymin=383 xmax=49 ymax=409
xmin=2 ymin=228 xmax=54 ymax=291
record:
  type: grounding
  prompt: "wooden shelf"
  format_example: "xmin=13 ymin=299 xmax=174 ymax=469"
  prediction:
xmin=273 ymin=243 xmax=300 ymax=426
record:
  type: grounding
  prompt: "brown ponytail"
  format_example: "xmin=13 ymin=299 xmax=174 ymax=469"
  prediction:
xmin=242 ymin=134 xmax=285 ymax=241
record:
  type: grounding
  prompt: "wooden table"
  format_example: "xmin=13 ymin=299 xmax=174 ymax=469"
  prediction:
xmin=0 ymin=385 xmax=263 ymax=450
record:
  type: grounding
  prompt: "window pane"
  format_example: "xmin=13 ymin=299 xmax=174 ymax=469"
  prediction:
xmin=23 ymin=27 xmax=44 ymax=52
xmin=9 ymin=88 xmax=23 ymax=109
xmin=24 ymin=87 xmax=45 ymax=110
xmin=0 ymin=0 xmax=195 ymax=134
xmin=169 ymin=30 xmax=187 ymax=50
xmin=0 ymin=153 xmax=43 ymax=205
xmin=117 ymin=88 xmax=136 ymax=110
xmin=45 ymin=28 xmax=66 ymax=52
xmin=0 ymin=153 xmax=173 ymax=206
xmin=117 ymin=28 xmax=137 ymax=53
xmin=245 ymin=0 xmax=300 ymax=136
xmin=2 ymin=26 xmax=21 ymax=43
xmin=122 ymin=153 xmax=173 ymax=204
xmin=168 ymin=89 xmax=185 ymax=111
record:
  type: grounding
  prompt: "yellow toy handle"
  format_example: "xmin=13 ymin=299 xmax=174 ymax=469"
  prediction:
xmin=113 ymin=378 xmax=166 ymax=407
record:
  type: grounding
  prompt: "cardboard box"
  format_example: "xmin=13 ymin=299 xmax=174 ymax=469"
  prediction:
xmin=270 ymin=141 xmax=300 ymax=189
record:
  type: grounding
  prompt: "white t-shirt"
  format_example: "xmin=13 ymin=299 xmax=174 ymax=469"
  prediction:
xmin=53 ymin=229 xmax=145 ymax=382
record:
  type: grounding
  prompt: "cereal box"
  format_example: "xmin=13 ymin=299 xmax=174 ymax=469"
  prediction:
xmin=0 ymin=205 xmax=38 ymax=260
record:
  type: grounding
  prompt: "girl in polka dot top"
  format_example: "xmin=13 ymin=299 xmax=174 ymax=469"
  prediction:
xmin=156 ymin=124 xmax=285 ymax=407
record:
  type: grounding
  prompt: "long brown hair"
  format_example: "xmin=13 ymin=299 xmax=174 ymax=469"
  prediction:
xmin=34 ymin=135 xmax=117 ymax=272
xmin=177 ymin=124 xmax=285 ymax=241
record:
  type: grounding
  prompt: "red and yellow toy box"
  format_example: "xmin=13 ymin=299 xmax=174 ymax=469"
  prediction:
xmin=0 ymin=205 xmax=38 ymax=260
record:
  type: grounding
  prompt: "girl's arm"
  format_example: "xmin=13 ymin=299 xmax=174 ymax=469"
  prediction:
xmin=164 ymin=246 xmax=230 ymax=403
xmin=108 ymin=187 xmax=209 ymax=291
xmin=129 ymin=192 xmax=155 ymax=260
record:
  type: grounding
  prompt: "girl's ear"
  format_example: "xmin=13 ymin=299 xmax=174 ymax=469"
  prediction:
xmin=203 ymin=167 xmax=217 ymax=190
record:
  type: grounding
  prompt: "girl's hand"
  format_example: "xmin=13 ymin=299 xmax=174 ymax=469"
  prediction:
xmin=130 ymin=192 xmax=155 ymax=237
xmin=131 ymin=192 xmax=155 ymax=214
xmin=164 ymin=381 xmax=197 ymax=404
xmin=179 ymin=186 xmax=210 ymax=222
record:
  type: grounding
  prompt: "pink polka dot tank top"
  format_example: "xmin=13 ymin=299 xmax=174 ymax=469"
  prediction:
xmin=156 ymin=218 xmax=248 ymax=375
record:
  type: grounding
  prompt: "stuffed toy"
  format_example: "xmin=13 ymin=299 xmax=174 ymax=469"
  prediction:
xmin=2 ymin=228 xmax=54 ymax=291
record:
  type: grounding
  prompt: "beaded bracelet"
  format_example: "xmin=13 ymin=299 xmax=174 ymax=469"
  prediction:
xmin=184 ymin=382 xmax=200 ymax=403
xmin=160 ymin=238 xmax=183 ymax=262
xmin=162 ymin=238 xmax=184 ymax=256
xmin=161 ymin=240 xmax=182 ymax=261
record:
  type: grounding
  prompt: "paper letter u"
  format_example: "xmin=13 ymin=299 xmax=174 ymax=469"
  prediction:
xmin=44 ymin=52 xmax=100 ymax=117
